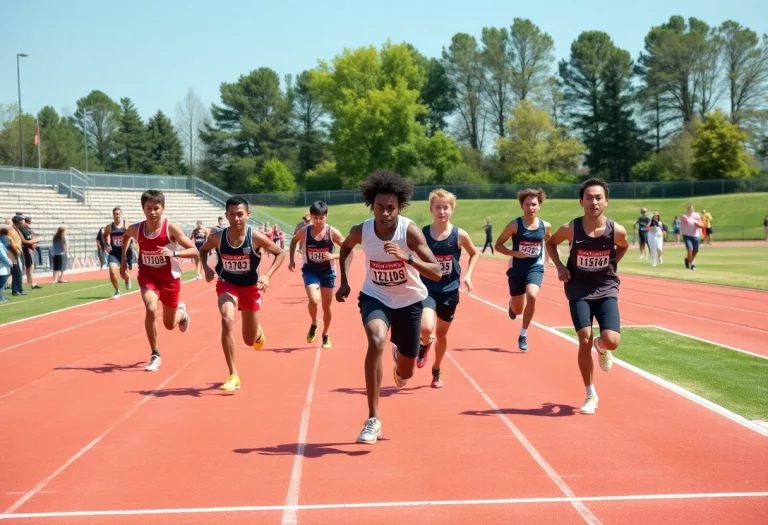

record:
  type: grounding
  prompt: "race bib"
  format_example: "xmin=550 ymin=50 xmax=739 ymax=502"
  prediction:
xmin=519 ymin=241 xmax=541 ymax=257
xmin=436 ymin=254 xmax=453 ymax=275
xmin=307 ymin=247 xmax=329 ymax=262
xmin=222 ymin=254 xmax=251 ymax=273
xmin=113 ymin=236 xmax=123 ymax=247
xmin=141 ymin=251 xmax=167 ymax=267
xmin=576 ymin=249 xmax=610 ymax=271
xmin=370 ymin=260 xmax=407 ymax=287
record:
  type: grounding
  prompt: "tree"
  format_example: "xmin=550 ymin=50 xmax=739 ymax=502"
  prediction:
xmin=480 ymin=26 xmax=512 ymax=139
xmin=310 ymin=41 xmax=428 ymax=184
xmin=175 ymin=88 xmax=209 ymax=174
xmin=37 ymin=106 xmax=88 ymax=170
xmin=442 ymin=33 xmax=485 ymax=150
xmin=718 ymin=21 xmax=768 ymax=123
xmin=114 ymin=97 xmax=150 ymax=173
xmin=421 ymin=58 xmax=456 ymax=134
xmin=287 ymin=70 xmax=326 ymax=175
xmin=497 ymin=101 xmax=585 ymax=175
xmin=0 ymin=113 xmax=37 ymax=168
xmin=260 ymin=158 xmax=297 ymax=192
xmin=147 ymin=110 xmax=184 ymax=174
xmin=535 ymin=76 xmax=566 ymax=128
xmin=693 ymin=109 xmax=752 ymax=179
xmin=72 ymin=90 xmax=120 ymax=170
xmin=509 ymin=18 xmax=555 ymax=103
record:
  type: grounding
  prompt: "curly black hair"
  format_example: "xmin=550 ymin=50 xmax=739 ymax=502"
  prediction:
xmin=360 ymin=169 xmax=414 ymax=210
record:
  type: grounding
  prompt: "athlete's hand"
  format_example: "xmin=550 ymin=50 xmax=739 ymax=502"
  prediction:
xmin=158 ymin=247 xmax=174 ymax=258
xmin=257 ymin=274 xmax=271 ymax=292
xmin=119 ymin=263 xmax=128 ymax=281
xmin=511 ymin=250 xmax=527 ymax=259
xmin=203 ymin=266 xmax=215 ymax=283
xmin=461 ymin=276 xmax=474 ymax=293
xmin=288 ymin=260 xmax=296 ymax=272
xmin=557 ymin=265 xmax=571 ymax=282
xmin=383 ymin=242 xmax=408 ymax=261
xmin=335 ymin=282 xmax=351 ymax=302
xmin=320 ymin=252 xmax=332 ymax=260
xmin=105 ymin=245 xmax=112 ymax=253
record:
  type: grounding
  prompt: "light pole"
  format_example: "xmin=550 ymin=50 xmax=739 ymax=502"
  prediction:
xmin=83 ymin=108 xmax=89 ymax=172
xmin=17 ymin=53 xmax=28 ymax=168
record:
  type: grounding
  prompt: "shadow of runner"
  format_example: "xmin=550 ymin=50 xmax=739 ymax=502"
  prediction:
xmin=461 ymin=403 xmax=576 ymax=418
xmin=55 ymin=361 xmax=145 ymax=373
xmin=233 ymin=440 xmax=387 ymax=458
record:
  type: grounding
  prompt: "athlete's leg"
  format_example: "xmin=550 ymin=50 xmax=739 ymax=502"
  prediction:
xmin=521 ymin=283 xmax=540 ymax=330
xmin=418 ymin=295 xmax=437 ymax=368
xmin=320 ymin=286 xmax=334 ymax=336
xmin=506 ymin=270 xmax=526 ymax=320
xmin=218 ymin=293 xmax=239 ymax=377
xmin=569 ymin=299 xmax=595 ymax=387
xmin=306 ymin=284 xmax=320 ymax=326
xmin=363 ymin=317 xmax=389 ymax=420
xmin=108 ymin=261 xmax=120 ymax=294
xmin=432 ymin=318 xmax=451 ymax=371
xmin=141 ymin=288 xmax=160 ymax=353
xmin=510 ymin=293 xmax=526 ymax=317
xmin=391 ymin=301 xmax=422 ymax=382
xmin=594 ymin=297 xmax=621 ymax=353
xmin=161 ymin=302 xmax=185 ymax=330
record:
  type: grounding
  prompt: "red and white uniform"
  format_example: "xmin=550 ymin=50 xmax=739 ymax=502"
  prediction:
xmin=137 ymin=219 xmax=182 ymax=308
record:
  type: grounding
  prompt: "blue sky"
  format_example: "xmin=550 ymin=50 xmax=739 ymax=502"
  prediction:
xmin=3 ymin=0 xmax=767 ymax=122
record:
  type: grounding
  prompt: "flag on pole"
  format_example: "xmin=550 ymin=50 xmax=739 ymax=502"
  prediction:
xmin=34 ymin=120 xmax=40 ymax=146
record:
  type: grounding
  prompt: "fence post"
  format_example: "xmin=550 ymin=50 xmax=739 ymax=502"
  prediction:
xmin=721 ymin=179 xmax=725 ymax=194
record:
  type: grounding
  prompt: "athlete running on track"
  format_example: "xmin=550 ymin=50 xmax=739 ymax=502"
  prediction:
xmin=494 ymin=189 xmax=551 ymax=352
xmin=416 ymin=189 xmax=479 ymax=388
xmin=103 ymin=207 xmax=134 ymax=299
xmin=545 ymin=178 xmax=628 ymax=415
xmin=199 ymin=197 xmax=286 ymax=391
xmin=288 ymin=201 xmax=345 ymax=349
xmin=191 ymin=220 xmax=208 ymax=280
xmin=336 ymin=169 xmax=441 ymax=444
xmin=119 ymin=190 xmax=199 ymax=372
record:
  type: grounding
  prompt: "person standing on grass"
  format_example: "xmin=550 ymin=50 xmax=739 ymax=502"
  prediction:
xmin=764 ymin=215 xmax=768 ymax=241
xmin=481 ymin=217 xmax=494 ymax=253
xmin=633 ymin=208 xmax=650 ymax=260
xmin=416 ymin=189 xmax=479 ymax=389
xmin=13 ymin=215 xmax=41 ymax=290
xmin=546 ymin=177 xmax=628 ymax=415
xmin=5 ymin=219 xmax=24 ymax=296
xmin=701 ymin=209 xmax=713 ymax=246
xmin=199 ymin=196 xmax=286 ymax=392
xmin=672 ymin=216 xmax=681 ymax=245
xmin=51 ymin=227 xmax=69 ymax=283
xmin=647 ymin=213 xmax=666 ymax=267
xmin=119 ymin=190 xmax=199 ymax=372
xmin=288 ymin=201 xmax=345 ymax=349
xmin=0 ymin=228 xmax=12 ymax=302
xmin=680 ymin=204 xmax=703 ymax=271
xmin=336 ymin=169 xmax=441 ymax=444
xmin=494 ymin=188 xmax=551 ymax=352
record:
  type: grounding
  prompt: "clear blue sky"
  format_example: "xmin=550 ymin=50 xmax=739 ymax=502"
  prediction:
xmin=3 ymin=0 xmax=767 ymax=121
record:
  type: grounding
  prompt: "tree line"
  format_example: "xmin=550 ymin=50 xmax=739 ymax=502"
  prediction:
xmin=1 ymin=15 xmax=766 ymax=192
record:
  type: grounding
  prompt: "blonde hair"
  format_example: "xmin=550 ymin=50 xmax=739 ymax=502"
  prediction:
xmin=428 ymin=188 xmax=457 ymax=209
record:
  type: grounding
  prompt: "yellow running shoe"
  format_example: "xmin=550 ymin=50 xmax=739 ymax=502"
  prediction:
xmin=322 ymin=334 xmax=331 ymax=349
xmin=306 ymin=324 xmax=319 ymax=343
xmin=253 ymin=328 xmax=266 ymax=351
xmin=220 ymin=374 xmax=240 ymax=391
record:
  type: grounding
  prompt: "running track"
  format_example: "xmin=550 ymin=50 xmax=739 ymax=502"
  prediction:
xmin=0 ymin=257 xmax=766 ymax=524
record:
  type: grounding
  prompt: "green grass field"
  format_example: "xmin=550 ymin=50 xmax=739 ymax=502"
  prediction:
xmin=260 ymin=193 xmax=768 ymax=243
xmin=0 ymin=270 xmax=196 ymax=325
xmin=557 ymin=327 xmax=768 ymax=421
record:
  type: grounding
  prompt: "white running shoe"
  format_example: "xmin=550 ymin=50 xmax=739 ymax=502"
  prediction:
xmin=580 ymin=395 xmax=598 ymax=414
xmin=178 ymin=303 xmax=190 ymax=333
xmin=356 ymin=417 xmax=382 ymax=444
xmin=125 ymin=278 xmax=132 ymax=290
xmin=594 ymin=337 xmax=613 ymax=372
xmin=111 ymin=291 xmax=121 ymax=300
xmin=145 ymin=354 xmax=161 ymax=372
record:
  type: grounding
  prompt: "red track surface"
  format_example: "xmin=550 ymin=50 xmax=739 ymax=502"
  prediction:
xmin=1 ymin=258 xmax=766 ymax=524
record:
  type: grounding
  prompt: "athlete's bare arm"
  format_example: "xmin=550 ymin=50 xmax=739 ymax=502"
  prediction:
xmin=165 ymin=223 xmax=200 ymax=260
xmin=494 ymin=220 xmax=526 ymax=258
xmin=546 ymin=222 xmax=574 ymax=282
xmin=401 ymin=222 xmax=442 ymax=281
xmin=328 ymin=226 xmax=346 ymax=261
xmin=543 ymin=221 xmax=556 ymax=265
xmin=287 ymin=227 xmax=307 ymax=271
xmin=458 ymin=228 xmax=479 ymax=292
xmin=198 ymin=231 xmax=222 ymax=283
xmin=613 ymin=224 xmax=629 ymax=265
xmin=119 ymin=224 xmax=138 ymax=280
xmin=253 ymin=230 xmax=285 ymax=292
xmin=103 ymin=224 xmax=112 ymax=252
xmin=335 ymin=224 xmax=362 ymax=302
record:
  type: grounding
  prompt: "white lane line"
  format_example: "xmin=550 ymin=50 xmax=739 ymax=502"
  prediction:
xmin=0 ymin=492 xmax=765 ymax=519
xmin=467 ymin=292 xmax=768 ymax=438
xmin=648 ymin=325 xmax=768 ymax=360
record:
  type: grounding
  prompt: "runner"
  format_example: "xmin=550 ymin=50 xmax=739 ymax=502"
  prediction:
xmin=119 ymin=190 xmax=199 ymax=372
xmin=288 ymin=201 xmax=345 ymax=349
xmin=336 ymin=169 xmax=441 ymax=444
xmin=416 ymin=189 xmax=479 ymax=388
xmin=545 ymin=178 xmax=628 ymax=415
xmin=104 ymin=207 xmax=133 ymax=299
xmin=199 ymin=196 xmax=286 ymax=391
xmin=494 ymin=188 xmax=551 ymax=352
xmin=191 ymin=220 xmax=209 ymax=280
xmin=680 ymin=204 xmax=704 ymax=270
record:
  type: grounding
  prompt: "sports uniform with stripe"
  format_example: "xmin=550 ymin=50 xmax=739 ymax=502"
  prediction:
xmin=506 ymin=217 xmax=545 ymax=296
xmin=215 ymin=226 xmax=263 ymax=311
xmin=137 ymin=219 xmax=182 ymax=308
xmin=358 ymin=216 xmax=428 ymax=359
xmin=193 ymin=229 xmax=207 ymax=250
xmin=108 ymin=221 xmax=133 ymax=268
xmin=421 ymin=224 xmax=461 ymax=322
xmin=302 ymin=224 xmax=336 ymax=289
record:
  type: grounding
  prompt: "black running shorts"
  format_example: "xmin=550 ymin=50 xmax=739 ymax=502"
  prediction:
xmin=422 ymin=289 xmax=460 ymax=323
xmin=358 ymin=292 xmax=423 ymax=359
xmin=568 ymin=296 xmax=621 ymax=333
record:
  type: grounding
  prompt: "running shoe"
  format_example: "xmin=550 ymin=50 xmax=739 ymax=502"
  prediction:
xmin=393 ymin=365 xmax=408 ymax=387
xmin=357 ymin=417 xmax=382 ymax=444
xmin=177 ymin=303 xmax=190 ymax=333
xmin=253 ymin=327 xmax=266 ymax=351
xmin=322 ymin=334 xmax=331 ymax=349
xmin=307 ymin=324 xmax=319 ymax=343
xmin=508 ymin=299 xmax=517 ymax=320
xmin=145 ymin=354 xmax=161 ymax=372
xmin=684 ymin=258 xmax=690 ymax=269
xmin=580 ymin=395 xmax=598 ymax=414
xmin=417 ymin=336 xmax=434 ymax=369
xmin=220 ymin=374 xmax=241 ymax=391
xmin=594 ymin=337 xmax=613 ymax=372
xmin=518 ymin=335 xmax=529 ymax=352
xmin=111 ymin=291 xmax=121 ymax=300
xmin=431 ymin=369 xmax=443 ymax=389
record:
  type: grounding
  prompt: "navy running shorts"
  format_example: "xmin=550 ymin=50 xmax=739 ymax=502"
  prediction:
xmin=506 ymin=267 xmax=544 ymax=297
xmin=358 ymin=292 xmax=423 ymax=359
xmin=423 ymin=289 xmax=460 ymax=323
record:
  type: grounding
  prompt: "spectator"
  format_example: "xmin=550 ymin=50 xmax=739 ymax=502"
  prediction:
xmin=647 ymin=212 xmax=667 ymax=267
xmin=701 ymin=208 xmax=713 ymax=246
xmin=0 ymin=228 xmax=12 ymax=302
xmin=672 ymin=216 xmax=681 ymax=244
xmin=51 ymin=227 xmax=69 ymax=283
xmin=96 ymin=227 xmax=107 ymax=269
xmin=764 ymin=215 xmax=768 ymax=242
xmin=24 ymin=217 xmax=43 ymax=266
xmin=13 ymin=215 xmax=41 ymax=290
xmin=5 ymin=218 xmax=24 ymax=295
xmin=680 ymin=204 xmax=704 ymax=270
xmin=633 ymin=207 xmax=650 ymax=260
xmin=482 ymin=216 xmax=494 ymax=253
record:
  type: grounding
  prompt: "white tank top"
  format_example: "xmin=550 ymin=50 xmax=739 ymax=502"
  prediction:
xmin=361 ymin=216 xmax=428 ymax=309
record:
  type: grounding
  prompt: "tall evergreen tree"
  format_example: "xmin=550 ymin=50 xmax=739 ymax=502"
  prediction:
xmin=147 ymin=110 xmax=184 ymax=174
xmin=287 ymin=70 xmax=326 ymax=176
xmin=114 ymin=98 xmax=151 ymax=173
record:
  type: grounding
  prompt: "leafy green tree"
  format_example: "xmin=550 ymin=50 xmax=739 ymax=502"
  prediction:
xmin=72 ymin=90 xmax=120 ymax=170
xmin=0 ymin=113 xmax=37 ymax=167
xmin=304 ymin=160 xmax=343 ymax=191
xmin=480 ymin=26 xmax=512 ymax=139
xmin=693 ymin=109 xmax=752 ymax=179
xmin=260 ymin=158 xmax=297 ymax=192
xmin=37 ymin=106 xmax=88 ymax=170
xmin=509 ymin=18 xmax=555 ymax=103
xmin=147 ymin=110 xmax=184 ymax=174
xmin=443 ymin=33 xmax=485 ymax=149
xmin=287 ymin=70 xmax=327 ymax=176
xmin=718 ymin=21 xmax=768 ymax=123
xmin=114 ymin=98 xmax=150 ymax=173
xmin=421 ymin=58 xmax=456 ymax=134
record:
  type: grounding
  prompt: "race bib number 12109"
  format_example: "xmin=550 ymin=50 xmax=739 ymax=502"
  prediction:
xmin=370 ymin=260 xmax=407 ymax=287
